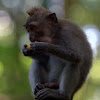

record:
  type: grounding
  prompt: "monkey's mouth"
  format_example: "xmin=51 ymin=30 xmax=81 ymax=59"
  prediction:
xmin=30 ymin=39 xmax=36 ymax=42
xmin=29 ymin=37 xmax=37 ymax=42
xmin=30 ymin=36 xmax=52 ymax=43
xmin=29 ymin=36 xmax=42 ymax=42
xmin=30 ymin=38 xmax=41 ymax=42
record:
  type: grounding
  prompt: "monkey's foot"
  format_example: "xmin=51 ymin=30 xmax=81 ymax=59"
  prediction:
xmin=35 ymin=88 xmax=65 ymax=100
xmin=44 ymin=82 xmax=59 ymax=89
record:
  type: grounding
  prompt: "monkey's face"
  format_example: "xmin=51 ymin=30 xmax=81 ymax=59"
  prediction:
xmin=24 ymin=12 xmax=58 ymax=43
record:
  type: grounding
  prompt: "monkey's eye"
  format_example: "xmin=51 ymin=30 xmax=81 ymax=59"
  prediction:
xmin=30 ymin=27 xmax=34 ymax=31
xmin=26 ymin=25 xmax=37 ymax=32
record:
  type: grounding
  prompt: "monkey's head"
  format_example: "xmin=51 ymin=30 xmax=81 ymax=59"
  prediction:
xmin=24 ymin=7 xmax=58 ymax=43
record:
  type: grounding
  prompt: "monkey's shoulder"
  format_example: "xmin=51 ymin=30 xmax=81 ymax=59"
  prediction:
xmin=58 ymin=19 xmax=87 ymax=41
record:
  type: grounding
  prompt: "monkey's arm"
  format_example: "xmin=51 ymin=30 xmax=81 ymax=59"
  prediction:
xmin=26 ymin=42 xmax=81 ymax=63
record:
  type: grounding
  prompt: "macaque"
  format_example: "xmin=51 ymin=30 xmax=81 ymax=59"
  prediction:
xmin=22 ymin=7 xmax=93 ymax=100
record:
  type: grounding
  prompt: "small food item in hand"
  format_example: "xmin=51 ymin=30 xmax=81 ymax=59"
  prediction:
xmin=24 ymin=44 xmax=31 ymax=50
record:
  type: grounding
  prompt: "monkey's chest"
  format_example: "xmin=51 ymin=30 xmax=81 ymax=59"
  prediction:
xmin=42 ymin=56 xmax=66 ymax=82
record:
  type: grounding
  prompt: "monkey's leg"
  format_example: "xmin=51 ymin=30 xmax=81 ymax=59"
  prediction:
xmin=49 ymin=57 xmax=64 ymax=77
xmin=59 ymin=63 xmax=80 ymax=100
xmin=35 ymin=63 xmax=80 ymax=100
xmin=46 ymin=56 xmax=65 ymax=89
xmin=29 ymin=60 xmax=47 ymax=94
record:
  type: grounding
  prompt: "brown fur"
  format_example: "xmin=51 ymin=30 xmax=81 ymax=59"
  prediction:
xmin=23 ymin=7 xmax=93 ymax=100
xmin=27 ymin=7 xmax=51 ymax=17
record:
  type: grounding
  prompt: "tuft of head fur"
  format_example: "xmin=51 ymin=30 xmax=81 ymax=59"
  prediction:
xmin=27 ymin=7 xmax=51 ymax=16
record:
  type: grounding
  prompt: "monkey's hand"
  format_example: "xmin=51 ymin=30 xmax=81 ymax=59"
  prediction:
xmin=22 ymin=44 xmax=49 ymax=62
xmin=35 ymin=88 xmax=66 ymax=100
xmin=22 ymin=44 xmax=33 ymax=56
xmin=34 ymin=83 xmax=45 ymax=95
xmin=34 ymin=82 xmax=59 ymax=95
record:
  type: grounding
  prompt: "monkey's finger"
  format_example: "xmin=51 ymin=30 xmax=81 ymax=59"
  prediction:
xmin=34 ymin=88 xmax=39 ymax=94
xmin=36 ymin=83 xmax=45 ymax=89
xmin=24 ymin=44 xmax=27 ymax=48
xmin=34 ymin=87 xmax=41 ymax=95
xmin=34 ymin=88 xmax=39 ymax=95
xmin=22 ymin=49 xmax=28 ymax=56
xmin=35 ymin=90 xmax=45 ymax=100
xmin=35 ymin=93 xmax=48 ymax=100
xmin=35 ymin=88 xmax=49 ymax=98
xmin=22 ymin=48 xmax=33 ymax=56
xmin=35 ymin=89 xmax=50 ymax=100
xmin=34 ymin=83 xmax=44 ymax=94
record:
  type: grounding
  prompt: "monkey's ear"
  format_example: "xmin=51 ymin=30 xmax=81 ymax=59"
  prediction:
xmin=46 ymin=13 xmax=58 ymax=24
xmin=27 ymin=12 xmax=33 ymax=16
xmin=27 ymin=9 xmax=34 ymax=16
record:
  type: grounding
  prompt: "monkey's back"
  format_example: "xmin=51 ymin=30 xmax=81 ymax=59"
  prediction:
xmin=59 ymin=19 xmax=93 ymax=64
xmin=59 ymin=19 xmax=93 ymax=84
